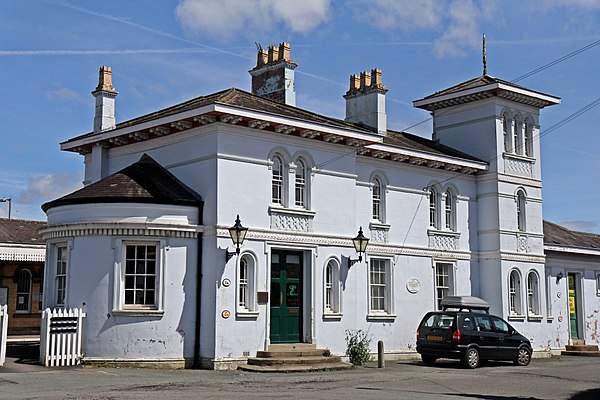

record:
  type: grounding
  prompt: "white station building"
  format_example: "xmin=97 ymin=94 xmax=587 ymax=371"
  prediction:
xmin=40 ymin=43 xmax=600 ymax=369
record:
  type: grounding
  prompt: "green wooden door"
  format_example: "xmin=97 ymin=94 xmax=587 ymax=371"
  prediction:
xmin=270 ymin=251 xmax=303 ymax=343
xmin=568 ymin=273 xmax=579 ymax=339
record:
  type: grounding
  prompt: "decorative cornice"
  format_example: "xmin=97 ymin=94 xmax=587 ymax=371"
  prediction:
xmin=208 ymin=226 xmax=471 ymax=260
xmin=39 ymin=222 xmax=201 ymax=240
xmin=476 ymin=250 xmax=545 ymax=263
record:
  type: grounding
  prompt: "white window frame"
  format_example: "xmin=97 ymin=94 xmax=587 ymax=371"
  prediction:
xmin=516 ymin=189 xmax=526 ymax=232
xmin=15 ymin=268 xmax=32 ymax=313
xmin=502 ymin=113 xmax=512 ymax=153
xmin=512 ymin=118 xmax=520 ymax=155
xmin=596 ymin=272 xmax=600 ymax=297
xmin=367 ymin=258 xmax=394 ymax=319
xmin=435 ymin=262 xmax=455 ymax=311
xmin=527 ymin=270 xmax=541 ymax=318
xmin=524 ymin=119 xmax=533 ymax=157
xmin=272 ymin=155 xmax=285 ymax=206
xmin=54 ymin=243 xmax=68 ymax=308
xmin=372 ymin=177 xmax=382 ymax=222
xmin=444 ymin=189 xmax=456 ymax=231
xmin=429 ymin=188 xmax=439 ymax=229
xmin=323 ymin=258 xmax=342 ymax=317
xmin=508 ymin=269 xmax=524 ymax=318
xmin=294 ymin=158 xmax=307 ymax=208
xmin=114 ymin=239 xmax=164 ymax=315
xmin=237 ymin=253 xmax=258 ymax=317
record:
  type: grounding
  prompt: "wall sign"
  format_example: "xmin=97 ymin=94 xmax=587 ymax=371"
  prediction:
xmin=406 ymin=278 xmax=421 ymax=294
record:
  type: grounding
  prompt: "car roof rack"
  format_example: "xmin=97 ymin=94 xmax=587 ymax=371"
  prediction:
xmin=440 ymin=296 xmax=490 ymax=313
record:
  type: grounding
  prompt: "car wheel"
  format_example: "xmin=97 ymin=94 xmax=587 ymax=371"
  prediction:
xmin=514 ymin=347 xmax=531 ymax=366
xmin=421 ymin=355 xmax=437 ymax=366
xmin=464 ymin=348 xmax=480 ymax=369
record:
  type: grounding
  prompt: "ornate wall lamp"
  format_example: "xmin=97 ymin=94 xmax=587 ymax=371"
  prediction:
xmin=225 ymin=215 xmax=248 ymax=262
xmin=348 ymin=226 xmax=369 ymax=268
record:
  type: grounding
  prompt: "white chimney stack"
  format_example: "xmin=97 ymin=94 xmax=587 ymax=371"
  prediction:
xmin=92 ymin=66 xmax=118 ymax=133
xmin=343 ymin=68 xmax=388 ymax=134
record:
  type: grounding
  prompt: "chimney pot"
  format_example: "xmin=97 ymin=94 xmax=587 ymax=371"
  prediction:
xmin=268 ymin=45 xmax=279 ymax=63
xmin=278 ymin=42 xmax=291 ymax=61
xmin=257 ymin=49 xmax=268 ymax=67
xmin=360 ymin=71 xmax=371 ymax=89
xmin=371 ymin=68 xmax=383 ymax=88
xmin=349 ymin=74 xmax=360 ymax=91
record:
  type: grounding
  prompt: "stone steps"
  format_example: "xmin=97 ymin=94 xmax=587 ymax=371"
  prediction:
xmin=238 ymin=344 xmax=353 ymax=373
xmin=561 ymin=344 xmax=600 ymax=357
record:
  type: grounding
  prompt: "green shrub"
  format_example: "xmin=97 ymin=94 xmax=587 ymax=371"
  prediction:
xmin=345 ymin=329 xmax=373 ymax=365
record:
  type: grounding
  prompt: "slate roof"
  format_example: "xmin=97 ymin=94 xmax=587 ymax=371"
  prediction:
xmin=62 ymin=88 xmax=373 ymax=146
xmin=384 ymin=130 xmax=483 ymax=162
xmin=543 ymin=220 xmax=600 ymax=251
xmin=42 ymin=154 xmax=203 ymax=212
xmin=420 ymin=74 xmax=555 ymax=100
xmin=0 ymin=218 xmax=45 ymax=245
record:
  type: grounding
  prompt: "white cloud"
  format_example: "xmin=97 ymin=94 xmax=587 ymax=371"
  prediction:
xmin=175 ymin=0 xmax=331 ymax=39
xmin=45 ymin=87 xmax=84 ymax=103
xmin=433 ymin=0 xmax=490 ymax=58
xmin=352 ymin=0 xmax=440 ymax=30
xmin=18 ymin=171 xmax=82 ymax=205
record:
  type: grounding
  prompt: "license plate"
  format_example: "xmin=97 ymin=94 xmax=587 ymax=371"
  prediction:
xmin=427 ymin=335 xmax=444 ymax=342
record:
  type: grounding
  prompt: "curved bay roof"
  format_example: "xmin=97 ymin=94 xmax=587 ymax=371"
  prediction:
xmin=42 ymin=154 xmax=203 ymax=212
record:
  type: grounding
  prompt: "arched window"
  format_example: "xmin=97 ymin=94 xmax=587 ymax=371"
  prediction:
xmin=429 ymin=188 xmax=439 ymax=229
xmin=516 ymin=189 xmax=526 ymax=232
xmin=294 ymin=159 xmax=307 ymax=207
xmin=237 ymin=254 xmax=256 ymax=314
xmin=444 ymin=189 xmax=456 ymax=231
xmin=524 ymin=119 xmax=532 ymax=157
xmin=527 ymin=271 xmax=540 ymax=316
xmin=324 ymin=259 xmax=341 ymax=314
xmin=16 ymin=268 xmax=32 ymax=313
xmin=503 ymin=114 xmax=511 ymax=152
xmin=272 ymin=155 xmax=284 ymax=205
xmin=512 ymin=118 xmax=519 ymax=154
xmin=509 ymin=270 xmax=523 ymax=316
xmin=372 ymin=178 xmax=382 ymax=222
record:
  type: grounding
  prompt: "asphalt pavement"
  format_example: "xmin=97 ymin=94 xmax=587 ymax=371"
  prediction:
xmin=1 ymin=343 xmax=599 ymax=400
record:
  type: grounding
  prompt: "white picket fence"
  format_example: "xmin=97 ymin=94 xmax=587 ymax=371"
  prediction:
xmin=0 ymin=304 xmax=7 ymax=367
xmin=40 ymin=308 xmax=85 ymax=367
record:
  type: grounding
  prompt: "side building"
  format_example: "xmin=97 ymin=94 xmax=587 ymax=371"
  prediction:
xmin=40 ymin=43 xmax=598 ymax=369
xmin=0 ymin=218 xmax=46 ymax=335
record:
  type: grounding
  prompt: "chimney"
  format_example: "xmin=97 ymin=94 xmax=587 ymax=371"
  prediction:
xmin=249 ymin=42 xmax=297 ymax=106
xmin=91 ymin=66 xmax=118 ymax=133
xmin=344 ymin=68 xmax=388 ymax=134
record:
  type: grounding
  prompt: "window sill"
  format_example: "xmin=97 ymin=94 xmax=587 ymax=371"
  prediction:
xmin=236 ymin=311 xmax=259 ymax=319
xmin=546 ymin=316 xmax=554 ymax=322
xmin=323 ymin=312 xmax=343 ymax=321
xmin=112 ymin=309 xmax=164 ymax=317
xmin=268 ymin=205 xmax=316 ymax=217
xmin=369 ymin=221 xmax=390 ymax=230
xmin=503 ymin=152 xmax=535 ymax=163
xmin=527 ymin=315 xmax=543 ymax=322
xmin=507 ymin=315 xmax=526 ymax=321
xmin=367 ymin=313 xmax=396 ymax=322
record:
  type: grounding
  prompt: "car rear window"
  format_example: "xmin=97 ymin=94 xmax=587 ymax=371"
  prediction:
xmin=421 ymin=313 xmax=455 ymax=329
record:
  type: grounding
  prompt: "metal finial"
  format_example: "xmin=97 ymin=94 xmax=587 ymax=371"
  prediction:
xmin=482 ymin=33 xmax=487 ymax=76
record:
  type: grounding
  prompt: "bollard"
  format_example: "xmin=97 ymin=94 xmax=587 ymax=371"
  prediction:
xmin=378 ymin=340 xmax=385 ymax=368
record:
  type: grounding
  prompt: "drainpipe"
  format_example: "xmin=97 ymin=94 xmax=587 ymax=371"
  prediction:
xmin=193 ymin=200 xmax=204 ymax=369
xmin=194 ymin=230 xmax=203 ymax=368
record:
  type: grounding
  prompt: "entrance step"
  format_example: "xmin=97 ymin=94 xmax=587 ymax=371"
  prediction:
xmin=239 ymin=344 xmax=353 ymax=373
xmin=562 ymin=344 xmax=600 ymax=357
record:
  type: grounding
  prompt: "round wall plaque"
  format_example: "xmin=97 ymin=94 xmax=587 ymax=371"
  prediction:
xmin=558 ymin=315 xmax=563 ymax=322
xmin=221 ymin=310 xmax=231 ymax=319
xmin=557 ymin=292 xmax=561 ymax=298
xmin=222 ymin=278 xmax=231 ymax=287
xmin=406 ymin=278 xmax=421 ymax=294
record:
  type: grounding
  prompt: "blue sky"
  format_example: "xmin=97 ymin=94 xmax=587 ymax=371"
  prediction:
xmin=1 ymin=0 xmax=599 ymax=233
